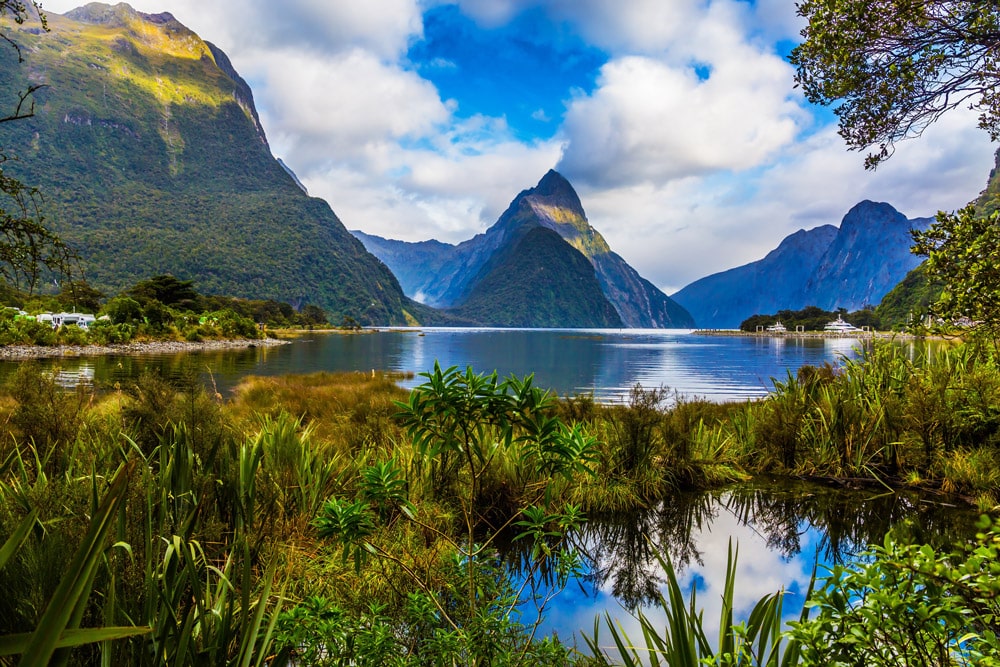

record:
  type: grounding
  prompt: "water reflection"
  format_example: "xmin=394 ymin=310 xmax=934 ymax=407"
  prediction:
xmin=0 ymin=329 xmax=879 ymax=402
xmin=577 ymin=481 xmax=976 ymax=611
xmin=526 ymin=481 xmax=978 ymax=645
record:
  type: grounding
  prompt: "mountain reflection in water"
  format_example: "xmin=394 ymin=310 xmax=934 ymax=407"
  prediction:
xmin=0 ymin=328 xmax=875 ymax=403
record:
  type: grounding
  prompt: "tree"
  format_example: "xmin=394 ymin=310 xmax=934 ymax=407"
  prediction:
xmin=0 ymin=0 xmax=75 ymax=294
xmin=790 ymin=1 xmax=1000 ymax=169
xmin=58 ymin=278 xmax=103 ymax=312
xmin=1 ymin=0 xmax=47 ymax=124
xmin=127 ymin=275 xmax=199 ymax=309
xmin=911 ymin=205 xmax=1000 ymax=333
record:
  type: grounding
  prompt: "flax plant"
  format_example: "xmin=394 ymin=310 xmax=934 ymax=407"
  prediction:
xmin=585 ymin=543 xmax=803 ymax=667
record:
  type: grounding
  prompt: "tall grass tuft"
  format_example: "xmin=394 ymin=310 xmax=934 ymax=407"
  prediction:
xmin=584 ymin=542 xmax=801 ymax=666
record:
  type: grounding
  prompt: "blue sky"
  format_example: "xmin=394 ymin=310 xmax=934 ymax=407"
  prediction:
xmin=410 ymin=4 xmax=607 ymax=141
xmin=40 ymin=0 xmax=1000 ymax=293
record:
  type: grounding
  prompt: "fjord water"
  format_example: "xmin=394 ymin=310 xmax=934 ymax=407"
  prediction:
xmin=20 ymin=328 xmax=867 ymax=401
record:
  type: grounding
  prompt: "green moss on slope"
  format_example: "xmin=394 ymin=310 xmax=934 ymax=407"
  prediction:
xmin=0 ymin=6 xmax=411 ymax=325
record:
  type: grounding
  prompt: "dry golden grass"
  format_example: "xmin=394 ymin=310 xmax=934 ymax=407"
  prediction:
xmin=225 ymin=370 xmax=412 ymax=448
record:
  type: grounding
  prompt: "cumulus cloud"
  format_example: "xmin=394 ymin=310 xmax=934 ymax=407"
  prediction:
xmin=47 ymin=0 xmax=423 ymax=59
xmin=246 ymin=48 xmax=450 ymax=169
xmin=557 ymin=50 xmax=803 ymax=187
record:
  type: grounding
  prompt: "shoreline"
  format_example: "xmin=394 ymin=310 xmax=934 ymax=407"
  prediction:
xmin=692 ymin=329 xmax=917 ymax=339
xmin=0 ymin=337 xmax=290 ymax=360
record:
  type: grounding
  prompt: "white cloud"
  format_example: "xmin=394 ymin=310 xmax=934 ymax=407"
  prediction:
xmin=247 ymin=47 xmax=450 ymax=169
xmin=558 ymin=50 xmax=804 ymax=187
xmin=111 ymin=0 xmax=421 ymax=59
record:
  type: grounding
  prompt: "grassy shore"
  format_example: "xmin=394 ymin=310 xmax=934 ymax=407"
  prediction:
xmin=0 ymin=336 xmax=289 ymax=359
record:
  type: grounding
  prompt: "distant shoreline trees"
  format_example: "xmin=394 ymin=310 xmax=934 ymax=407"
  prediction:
xmin=740 ymin=305 xmax=879 ymax=333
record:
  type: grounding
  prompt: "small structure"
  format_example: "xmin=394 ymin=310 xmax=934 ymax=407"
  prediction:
xmin=51 ymin=312 xmax=96 ymax=329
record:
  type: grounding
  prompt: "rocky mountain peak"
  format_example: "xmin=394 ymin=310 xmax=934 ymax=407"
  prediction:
xmin=528 ymin=169 xmax=585 ymax=210
xmin=65 ymin=3 xmax=178 ymax=29
xmin=840 ymin=200 xmax=907 ymax=230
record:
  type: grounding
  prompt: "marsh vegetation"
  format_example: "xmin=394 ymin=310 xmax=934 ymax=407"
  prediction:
xmin=2 ymin=339 xmax=1000 ymax=664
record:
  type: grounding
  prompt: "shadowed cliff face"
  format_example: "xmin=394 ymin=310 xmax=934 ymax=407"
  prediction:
xmin=671 ymin=201 xmax=931 ymax=329
xmin=1 ymin=2 xmax=416 ymax=324
xmin=354 ymin=170 xmax=695 ymax=328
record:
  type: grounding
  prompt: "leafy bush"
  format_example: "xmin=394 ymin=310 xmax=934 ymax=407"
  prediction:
xmin=87 ymin=319 xmax=135 ymax=344
xmin=789 ymin=516 xmax=1000 ymax=666
xmin=6 ymin=362 xmax=88 ymax=475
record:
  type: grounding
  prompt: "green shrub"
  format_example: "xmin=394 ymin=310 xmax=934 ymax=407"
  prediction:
xmin=6 ymin=362 xmax=89 ymax=475
xmin=87 ymin=319 xmax=135 ymax=344
xmin=789 ymin=517 xmax=1000 ymax=666
xmin=56 ymin=324 xmax=89 ymax=346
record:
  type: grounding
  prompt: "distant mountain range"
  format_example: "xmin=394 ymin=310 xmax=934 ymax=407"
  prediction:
xmin=1 ymin=3 xmax=416 ymax=324
xmin=671 ymin=201 xmax=933 ymax=329
xmin=353 ymin=170 xmax=695 ymax=328
xmin=2 ymin=3 xmax=957 ymax=331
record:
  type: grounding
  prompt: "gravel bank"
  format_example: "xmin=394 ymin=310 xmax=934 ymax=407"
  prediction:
xmin=0 ymin=337 xmax=290 ymax=360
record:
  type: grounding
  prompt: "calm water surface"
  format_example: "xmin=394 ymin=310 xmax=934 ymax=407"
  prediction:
xmin=529 ymin=481 xmax=976 ymax=649
xmin=7 ymin=327 xmax=875 ymax=401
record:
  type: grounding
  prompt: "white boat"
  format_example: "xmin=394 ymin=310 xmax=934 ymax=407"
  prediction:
xmin=823 ymin=315 xmax=860 ymax=333
xmin=765 ymin=320 xmax=787 ymax=332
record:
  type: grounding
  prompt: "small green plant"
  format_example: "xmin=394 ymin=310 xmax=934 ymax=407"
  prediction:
xmin=313 ymin=363 xmax=598 ymax=665
xmin=585 ymin=542 xmax=801 ymax=667
xmin=788 ymin=516 xmax=1000 ymax=666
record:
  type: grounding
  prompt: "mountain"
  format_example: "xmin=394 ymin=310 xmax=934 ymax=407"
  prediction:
xmin=452 ymin=226 xmax=622 ymax=327
xmin=669 ymin=226 xmax=838 ymax=330
xmin=353 ymin=171 xmax=695 ymax=328
xmin=802 ymin=201 xmax=932 ymax=310
xmin=351 ymin=232 xmax=454 ymax=305
xmin=1 ymin=3 xmax=414 ymax=325
xmin=672 ymin=201 xmax=932 ymax=328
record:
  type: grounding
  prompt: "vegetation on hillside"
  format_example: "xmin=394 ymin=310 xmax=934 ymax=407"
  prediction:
xmin=0 ymin=7 xmax=414 ymax=325
xmin=452 ymin=226 xmax=623 ymax=328
xmin=875 ymin=263 xmax=944 ymax=331
xmin=0 ymin=0 xmax=76 ymax=296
